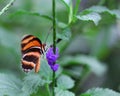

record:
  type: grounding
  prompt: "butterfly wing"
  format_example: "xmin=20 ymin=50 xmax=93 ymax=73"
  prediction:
xmin=21 ymin=35 xmax=43 ymax=73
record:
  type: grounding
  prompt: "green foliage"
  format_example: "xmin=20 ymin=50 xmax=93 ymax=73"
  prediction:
xmin=0 ymin=73 xmax=22 ymax=96
xmin=57 ymin=22 xmax=68 ymax=29
xmin=10 ymin=10 xmax=53 ymax=21
xmin=60 ymin=0 xmax=73 ymax=24
xmin=0 ymin=73 xmax=45 ymax=96
xmin=57 ymin=28 xmax=71 ymax=40
xmin=80 ymin=88 xmax=120 ymax=96
xmin=76 ymin=5 xmax=120 ymax=25
xmin=21 ymin=73 xmax=45 ymax=96
xmin=39 ymin=59 xmax=53 ymax=83
xmin=57 ymin=74 xmax=74 ymax=90
xmin=55 ymin=87 xmax=75 ymax=96
xmin=55 ymin=74 xmax=75 ymax=96
xmin=59 ymin=55 xmax=107 ymax=76
xmin=76 ymin=12 xmax=101 ymax=25
xmin=87 ymin=6 xmax=120 ymax=19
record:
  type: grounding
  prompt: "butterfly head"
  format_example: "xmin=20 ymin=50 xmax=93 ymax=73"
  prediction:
xmin=42 ymin=44 xmax=48 ymax=52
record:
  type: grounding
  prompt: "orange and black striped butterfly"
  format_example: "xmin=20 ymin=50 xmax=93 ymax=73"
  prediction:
xmin=21 ymin=35 xmax=46 ymax=73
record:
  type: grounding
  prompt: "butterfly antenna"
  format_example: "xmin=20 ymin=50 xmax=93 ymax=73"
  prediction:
xmin=44 ymin=27 xmax=52 ymax=44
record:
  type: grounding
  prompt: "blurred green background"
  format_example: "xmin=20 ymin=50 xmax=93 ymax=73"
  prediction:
xmin=0 ymin=0 xmax=120 ymax=94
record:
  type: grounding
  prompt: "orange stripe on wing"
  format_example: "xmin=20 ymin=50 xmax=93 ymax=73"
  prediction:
xmin=23 ymin=51 xmax=40 ymax=57
xmin=21 ymin=35 xmax=43 ymax=73
xmin=22 ymin=36 xmax=34 ymax=44
xmin=35 ymin=58 xmax=40 ymax=73
xmin=21 ymin=35 xmax=42 ymax=53
xmin=22 ymin=60 xmax=35 ymax=68
xmin=22 ymin=51 xmax=41 ymax=73
xmin=22 ymin=40 xmax=42 ymax=51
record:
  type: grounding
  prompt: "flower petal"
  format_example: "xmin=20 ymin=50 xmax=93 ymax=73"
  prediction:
xmin=46 ymin=47 xmax=59 ymax=72
xmin=51 ymin=64 xmax=59 ymax=72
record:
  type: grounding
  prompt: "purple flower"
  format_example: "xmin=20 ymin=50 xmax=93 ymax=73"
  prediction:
xmin=51 ymin=64 xmax=59 ymax=71
xmin=46 ymin=47 xmax=59 ymax=72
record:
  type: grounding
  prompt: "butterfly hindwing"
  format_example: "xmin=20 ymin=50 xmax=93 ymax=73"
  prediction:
xmin=21 ymin=35 xmax=43 ymax=73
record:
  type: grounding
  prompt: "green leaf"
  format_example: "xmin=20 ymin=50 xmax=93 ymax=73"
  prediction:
xmin=76 ymin=12 xmax=101 ymax=25
xmin=0 ymin=73 xmax=22 ymax=96
xmin=55 ymin=66 xmax=63 ymax=78
xmin=59 ymin=55 xmax=107 ymax=76
xmin=57 ymin=74 xmax=75 ymax=90
xmin=22 ymin=73 xmax=45 ymax=96
xmin=110 ymin=10 xmax=120 ymax=19
xmin=55 ymin=87 xmax=75 ymax=96
xmin=57 ymin=28 xmax=71 ymax=40
xmin=57 ymin=22 xmax=68 ymax=29
xmin=88 ymin=6 xmax=109 ymax=13
xmin=86 ymin=6 xmax=120 ymax=19
xmin=39 ymin=59 xmax=62 ymax=83
xmin=10 ymin=10 xmax=53 ymax=20
xmin=76 ymin=6 xmax=120 ymax=25
xmin=31 ymin=87 xmax=49 ymax=96
xmin=80 ymin=88 xmax=120 ymax=96
xmin=39 ymin=59 xmax=53 ymax=83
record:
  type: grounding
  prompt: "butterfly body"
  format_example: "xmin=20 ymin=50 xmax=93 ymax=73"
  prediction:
xmin=21 ymin=35 xmax=45 ymax=73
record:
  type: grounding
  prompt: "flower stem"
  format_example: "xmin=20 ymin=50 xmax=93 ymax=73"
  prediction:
xmin=74 ymin=0 xmax=81 ymax=15
xmin=52 ymin=0 xmax=56 ymax=96
xmin=46 ymin=83 xmax=51 ymax=96
xmin=52 ymin=71 xmax=55 ymax=96
xmin=53 ymin=0 xmax=56 ymax=53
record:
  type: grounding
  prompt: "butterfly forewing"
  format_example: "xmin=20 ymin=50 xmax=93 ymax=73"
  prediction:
xmin=21 ymin=35 xmax=43 ymax=54
xmin=21 ymin=35 xmax=43 ymax=73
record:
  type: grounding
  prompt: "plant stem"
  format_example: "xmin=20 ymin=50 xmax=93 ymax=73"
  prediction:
xmin=74 ymin=0 xmax=81 ymax=15
xmin=52 ymin=0 xmax=56 ymax=96
xmin=0 ymin=0 xmax=15 ymax=16
xmin=53 ymin=0 xmax=56 ymax=53
xmin=72 ymin=0 xmax=81 ymax=23
xmin=46 ymin=83 xmax=51 ymax=96
xmin=52 ymin=71 xmax=55 ymax=96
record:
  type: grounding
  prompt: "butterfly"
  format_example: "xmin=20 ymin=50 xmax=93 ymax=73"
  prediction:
xmin=21 ymin=35 xmax=46 ymax=73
